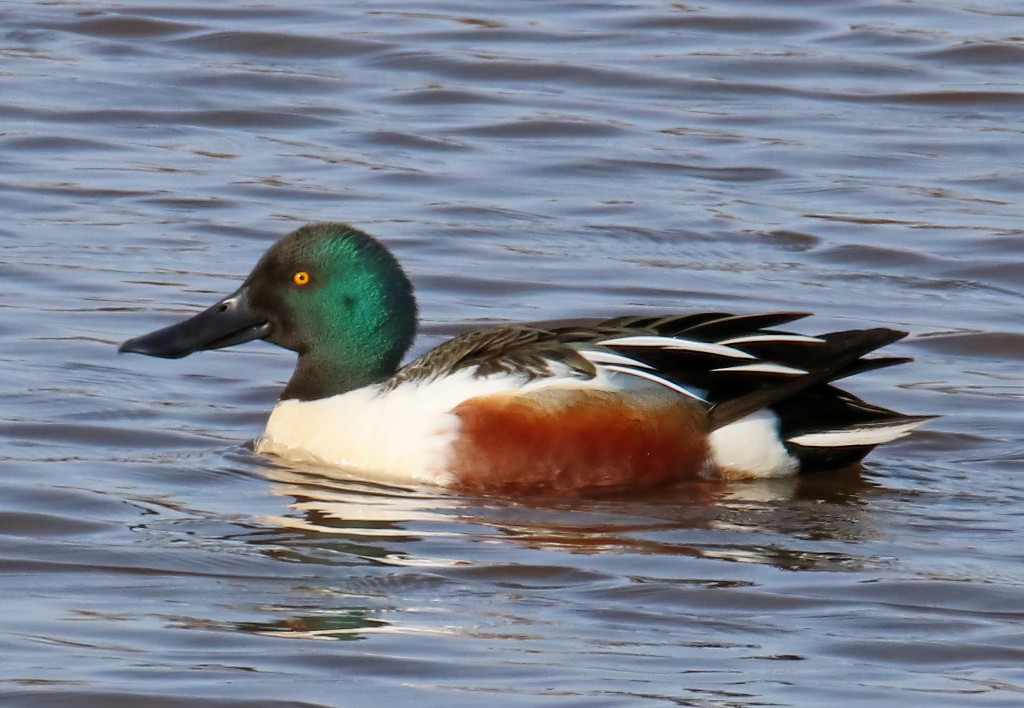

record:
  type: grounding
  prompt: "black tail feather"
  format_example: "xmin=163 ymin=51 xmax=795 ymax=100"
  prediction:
xmin=708 ymin=328 xmax=908 ymax=429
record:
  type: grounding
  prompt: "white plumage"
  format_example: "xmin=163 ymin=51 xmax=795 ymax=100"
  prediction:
xmin=709 ymin=409 xmax=800 ymax=479
xmin=787 ymin=420 xmax=926 ymax=448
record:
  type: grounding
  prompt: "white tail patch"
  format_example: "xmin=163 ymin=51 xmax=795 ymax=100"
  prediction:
xmin=600 ymin=335 xmax=755 ymax=359
xmin=711 ymin=363 xmax=807 ymax=376
xmin=787 ymin=419 xmax=928 ymax=448
xmin=718 ymin=334 xmax=825 ymax=346
xmin=710 ymin=409 xmax=800 ymax=479
xmin=599 ymin=364 xmax=708 ymax=402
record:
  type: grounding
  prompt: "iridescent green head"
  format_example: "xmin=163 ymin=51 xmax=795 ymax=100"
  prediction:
xmin=120 ymin=222 xmax=418 ymax=401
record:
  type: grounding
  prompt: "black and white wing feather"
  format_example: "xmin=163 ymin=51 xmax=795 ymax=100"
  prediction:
xmin=390 ymin=311 xmax=930 ymax=472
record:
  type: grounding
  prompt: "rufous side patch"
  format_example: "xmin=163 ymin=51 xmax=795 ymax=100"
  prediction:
xmin=449 ymin=387 xmax=710 ymax=496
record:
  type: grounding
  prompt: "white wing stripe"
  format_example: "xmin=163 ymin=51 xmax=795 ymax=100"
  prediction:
xmin=601 ymin=364 xmax=708 ymax=403
xmin=719 ymin=334 xmax=825 ymax=345
xmin=599 ymin=335 xmax=755 ymax=360
xmin=712 ymin=363 xmax=808 ymax=375
xmin=580 ymin=350 xmax=655 ymax=369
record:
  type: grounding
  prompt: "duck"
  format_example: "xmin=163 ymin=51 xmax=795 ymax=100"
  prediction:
xmin=119 ymin=222 xmax=930 ymax=496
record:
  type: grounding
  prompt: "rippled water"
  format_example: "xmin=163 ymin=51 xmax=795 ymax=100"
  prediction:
xmin=2 ymin=1 xmax=1023 ymax=705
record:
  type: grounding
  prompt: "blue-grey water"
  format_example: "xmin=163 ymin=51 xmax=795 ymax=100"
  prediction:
xmin=2 ymin=1 xmax=1023 ymax=705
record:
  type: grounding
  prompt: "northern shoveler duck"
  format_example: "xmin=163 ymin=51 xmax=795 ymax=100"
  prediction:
xmin=120 ymin=222 xmax=930 ymax=495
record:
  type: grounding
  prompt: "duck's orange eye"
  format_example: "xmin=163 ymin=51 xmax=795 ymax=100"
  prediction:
xmin=292 ymin=271 xmax=310 ymax=286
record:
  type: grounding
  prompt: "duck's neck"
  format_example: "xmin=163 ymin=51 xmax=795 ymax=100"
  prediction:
xmin=280 ymin=291 xmax=417 ymax=402
xmin=281 ymin=348 xmax=403 ymax=401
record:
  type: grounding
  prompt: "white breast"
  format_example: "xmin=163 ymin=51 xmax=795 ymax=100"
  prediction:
xmin=254 ymin=368 xmax=529 ymax=486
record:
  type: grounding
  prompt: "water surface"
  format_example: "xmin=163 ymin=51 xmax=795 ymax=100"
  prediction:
xmin=2 ymin=1 xmax=1023 ymax=705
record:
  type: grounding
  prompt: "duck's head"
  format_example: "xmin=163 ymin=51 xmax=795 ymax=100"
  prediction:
xmin=120 ymin=222 xmax=418 ymax=401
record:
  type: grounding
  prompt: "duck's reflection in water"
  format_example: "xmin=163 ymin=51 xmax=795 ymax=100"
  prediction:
xmin=256 ymin=458 xmax=881 ymax=567
xmin=225 ymin=459 xmax=885 ymax=640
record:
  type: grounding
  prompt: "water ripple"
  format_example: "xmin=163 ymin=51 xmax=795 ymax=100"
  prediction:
xmin=1 ymin=0 xmax=1023 ymax=705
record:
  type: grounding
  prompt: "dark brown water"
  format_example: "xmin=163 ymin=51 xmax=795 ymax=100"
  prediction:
xmin=2 ymin=1 xmax=1023 ymax=705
